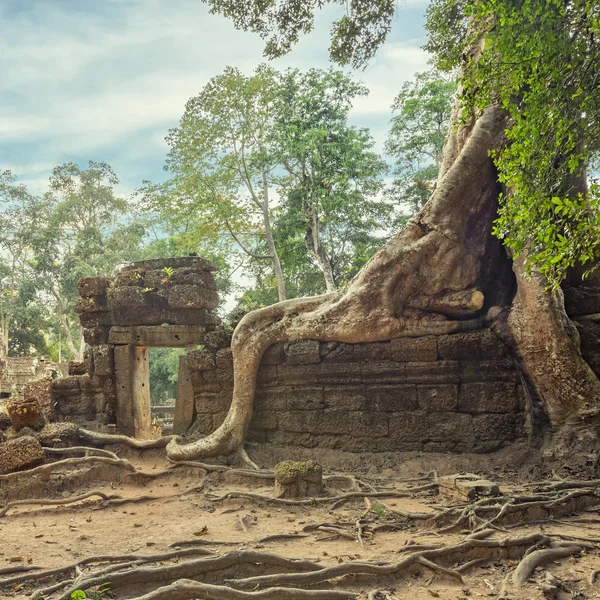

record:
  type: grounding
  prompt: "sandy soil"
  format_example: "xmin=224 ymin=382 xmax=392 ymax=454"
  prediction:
xmin=0 ymin=446 xmax=599 ymax=600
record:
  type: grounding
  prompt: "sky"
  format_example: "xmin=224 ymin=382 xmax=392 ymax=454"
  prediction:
xmin=0 ymin=0 xmax=432 ymax=198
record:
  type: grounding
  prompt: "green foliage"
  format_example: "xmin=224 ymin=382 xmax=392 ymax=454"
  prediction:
xmin=385 ymin=70 xmax=456 ymax=220
xmin=272 ymin=68 xmax=390 ymax=289
xmin=148 ymin=347 xmax=186 ymax=405
xmin=206 ymin=0 xmax=396 ymax=68
xmin=427 ymin=0 xmax=600 ymax=285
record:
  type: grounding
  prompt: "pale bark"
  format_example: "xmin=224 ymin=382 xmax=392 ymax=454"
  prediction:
xmin=304 ymin=205 xmax=336 ymax=292
xmin=262 ymin=171 xmax=287 ymax=302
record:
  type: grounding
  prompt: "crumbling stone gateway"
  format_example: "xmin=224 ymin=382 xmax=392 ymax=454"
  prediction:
xmin=54 ymin=257 xmax=221 ymax=438
xmin=50 ymin=255 xmax=599 ymax=455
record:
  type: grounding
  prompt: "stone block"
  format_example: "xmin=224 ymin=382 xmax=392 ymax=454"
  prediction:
xmin=353 ymin=342 xmax=392 ymax=362
xmin=52 ymin=376 xmax=81 ymax=397
xmin=459 ymin=360 xmax=516 ymax=382
xmin=349 ymin=412 xmax=389 ymax=437
xmin=405 ymin=360 xmax=460 ymax=384
xmin=92 ymin=346 xmax=114 ymax=377
xmin=78 ymin=276 xmax=111 ymax=298
xmin=114 ymin=268 xmax=145 ymax=287
xmin=323 ymin=387 xmax=367 ymax=411
xmin=73 ymin=296 xmax=108 ymax=314
xmin=458 ymin=382 xmax=519 ymax=413
xmin=215 ymin=348 xmax=233 ymax=370
xmin=255 ymin=389 xmax=288 ymax=412
xmin=307 ymin=411 xmax=352 ymax=435
xmin=23 ymin=378 xmax=54 ymax=419
xmin=68 ymin=361 xmax=87 ymax=376
xmin=0 ymin=436 xmax=45 ymax=475
xmin=367 ymin=385 xmax=418 ymax=412
xmin=256 ymin=365 xmax=278 ymax=387
xmin=437 ymin=332 xmax=482 ymax=360
xmin=107 ymin=286 xmax=147 ymax=309
xmin=187 ymin=350 xmax=216 ymax=372
xmin=438 ymin=473 xmax=500 ymax=501
xmin=391 ymin=337 xmax=437 ymax=362
xmin=286 ymin=387 xmax=325 ymax=411
xmin=267 ymin=430 xmax=315 ymax=447
xmin=418 ymin=385 xmax=459 ymax=412
xmin=284 ymin=340 xmax=321 ymax=365
xmin=112 ymin=307 xmax=162 ymax=327
xmin=201 ymin=371 xmax=223 ymax=392
xmin=0 ymin=412 xmax=11 ymax=431
xmin=564 ymin=286 xmax=600 ymax=316
xmin=278 ymin=364 xmax=315 ymax=386
xmin=473 ymin=413 xmax=516 ymax=441
xmin=193 ymin=412 xmax=214 ymax=435
xmin=428 ymin=412 xmax=473 ymax=442
xmin=203 ymin=329 xmax=232 ymax=351
xmin=79 ymin=311 xmax=113 ymax=328
xmin=252 ymin=410 xmax=278 ymax=430
xmin=7 ymin=397 xmax=45 ymax=430
xmin=160 ymin=308 xmax=220 ymax=326
xmin=479 ymin=330 xmax=511 ymax=360
xmin=320 ymin=342 xmax=354 ymax=363
xmin=108 ymin=325 xmax=206 ymax=347
xmin=360 ymin=362 xmax=406 ymax=384
xmin=262 ymin=343 xmax=286 ymax=365
xmin=317 ymin=362 xmax=362 ymax=385
xmin=335 ymin=435 xmax=375 ymax=452
xmin=212 ymin=410 xmax=228 ymax=428
xmin=279 ymin=411 xmax=308 ymax=433
xmin=168 ymin=285 xmax=219 ymax=310
xmin=389 ymin=411 xmax=430 ymax=442
xmin=83 ymin=327 xmax=111 ymax=345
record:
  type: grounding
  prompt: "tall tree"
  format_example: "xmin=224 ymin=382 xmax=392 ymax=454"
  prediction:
xmin=0 ymin=171 xmax=46 ymax=357
xmin=166 ymin=0 xmax=600 ymax=462
xmin=385 ymin=70 xmax=456 ymax=220
xmin=162 ymin=66 xmax=288 ymax=302
xmin=273 ymin=68 xmax=389 ymax=292
xmin=35 ymin=161 xmax=145 ymax=360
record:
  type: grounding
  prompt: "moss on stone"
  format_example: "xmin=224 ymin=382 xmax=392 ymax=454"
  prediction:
xmin=274 ymin=460 xmax=322 ymax=484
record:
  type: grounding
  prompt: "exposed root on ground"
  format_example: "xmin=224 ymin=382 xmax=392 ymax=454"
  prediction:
xmin=130 ymin=581 xmax=357 ymax=600
xmin=0 ymin=456 xmax=136 ymax=482
xmin=77 ymin=428 xmax=176 ymax=449
xmin=0 ymin=490 xmax=116 ymax=518
xmin=43 ymin=446 xmax=119 ymax=460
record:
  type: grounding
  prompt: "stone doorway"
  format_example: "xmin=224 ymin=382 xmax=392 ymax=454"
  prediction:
xmin=113 ymin=326 xmax=203 ymax=439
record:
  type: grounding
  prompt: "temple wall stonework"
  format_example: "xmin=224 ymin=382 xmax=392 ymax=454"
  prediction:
xmin=188 ymin=329 xmax=532 ymax=453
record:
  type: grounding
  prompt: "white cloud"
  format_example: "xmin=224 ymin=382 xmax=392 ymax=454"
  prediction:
xmin=0 ymin=0 xmax=429 ymax=188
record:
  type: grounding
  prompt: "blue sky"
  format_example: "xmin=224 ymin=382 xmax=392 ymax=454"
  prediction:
xmin=0 ymin=0 xmax=431 ymax=197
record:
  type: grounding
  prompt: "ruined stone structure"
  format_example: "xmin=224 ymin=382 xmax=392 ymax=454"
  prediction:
xmin=0 ymin=357 xmax=65 ymax=398
xmin=53 ymin=257 xmax=220 ymax=437
xmin=187 ymin=330 xmax=532 ymax=453
xmin=55 ymin=254 xmax=600 ymax=453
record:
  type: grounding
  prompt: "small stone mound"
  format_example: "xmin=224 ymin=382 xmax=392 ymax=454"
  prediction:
xmin=0 ymin=436 xmax=45 ymax=475
xmin=437 ymin=472 xmax=500 ymax=501
xmin=274 ymin=460 xmax=324 ymax=499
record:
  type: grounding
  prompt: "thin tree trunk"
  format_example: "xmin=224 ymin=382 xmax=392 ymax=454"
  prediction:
xmin=52 ymin=288 xmax=81 ymax=360
xmin=261 ymin=171 xmax=287 ymax=302
xmin=304 ymin=205 xmax=336 ymax=292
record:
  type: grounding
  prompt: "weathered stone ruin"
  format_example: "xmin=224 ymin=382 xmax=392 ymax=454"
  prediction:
xmin=2 ymin=255 xmax=597 ymax=461
xmin=51 ymin=256 xmax=221 ymax=438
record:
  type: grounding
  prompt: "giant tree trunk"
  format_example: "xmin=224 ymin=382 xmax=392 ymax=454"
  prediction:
xmin=167 ymin=104 xmax=600 ymax=462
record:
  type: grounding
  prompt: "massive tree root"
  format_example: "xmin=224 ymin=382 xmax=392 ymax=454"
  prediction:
xmin=166 ymin=98 xmax=600 ymax=463
xmin=167 ymin=106 xmax=508 ymax=461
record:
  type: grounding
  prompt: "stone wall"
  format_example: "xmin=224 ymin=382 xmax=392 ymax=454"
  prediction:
xmin=188 ymin=329 xmax=530 ymax=454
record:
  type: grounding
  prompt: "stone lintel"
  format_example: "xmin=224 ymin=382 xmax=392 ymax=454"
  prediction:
xmin=108 ymin=325 xmax=206 ymax=347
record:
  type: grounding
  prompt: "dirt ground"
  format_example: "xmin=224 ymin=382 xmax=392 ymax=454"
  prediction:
xmin=1 ymin=443 xmax=599 ymax=600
